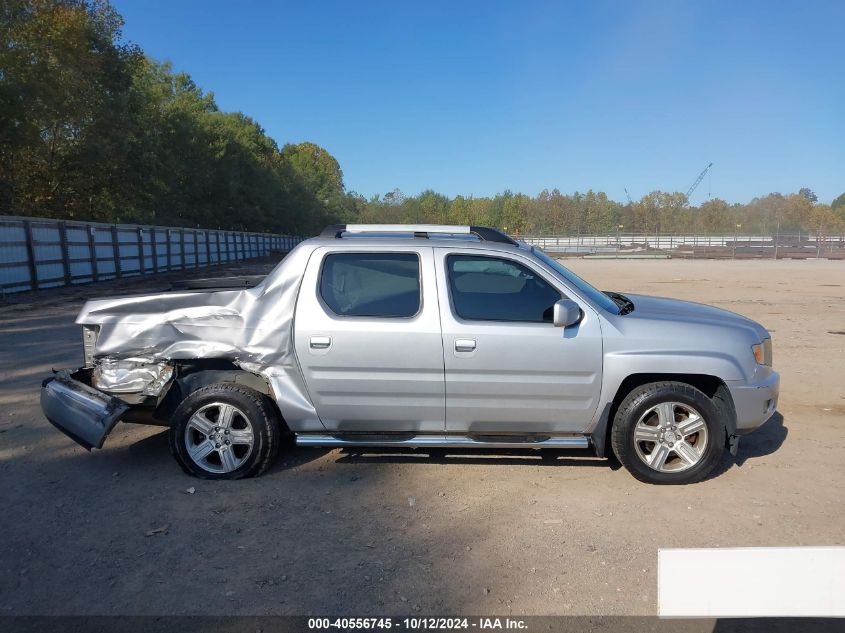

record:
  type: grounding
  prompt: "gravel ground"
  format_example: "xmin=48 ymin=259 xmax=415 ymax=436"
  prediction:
xmin=0 ymin=257 xmax=842 ymax=616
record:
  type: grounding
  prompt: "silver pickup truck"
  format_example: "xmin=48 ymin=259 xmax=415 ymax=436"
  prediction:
xmin=41 ymin=224 xmax=779 ymax=484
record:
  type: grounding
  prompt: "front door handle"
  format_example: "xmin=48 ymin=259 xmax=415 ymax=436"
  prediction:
xmin=455 ymin=338 xmax=476 ymax=352
xmin=310 ymin=336 xmax=332 ymax=349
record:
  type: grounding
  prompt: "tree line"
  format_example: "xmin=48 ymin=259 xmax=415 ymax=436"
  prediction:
xmin=349 ymin=188 xmax=845 ymax=236
xmin=2 ymin=0 xmax=844 ymax=237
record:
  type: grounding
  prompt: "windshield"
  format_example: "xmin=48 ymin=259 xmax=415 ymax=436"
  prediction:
xmin=531 ymin=247 xmax=621 ymax=314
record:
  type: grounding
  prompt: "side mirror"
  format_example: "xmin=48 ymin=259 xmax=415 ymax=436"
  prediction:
xmin=553 ymin=299 xmax=581 ymax=327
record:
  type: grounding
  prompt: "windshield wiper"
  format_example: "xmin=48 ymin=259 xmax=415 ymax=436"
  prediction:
xmin=603 ymin=291 xmax=635 ymax=315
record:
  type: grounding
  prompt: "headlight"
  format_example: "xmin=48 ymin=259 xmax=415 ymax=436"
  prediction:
xmin=752 ymin=338 xmax=772 ymax=367
xmin=82 ymin=325 xmax=99 ymax=367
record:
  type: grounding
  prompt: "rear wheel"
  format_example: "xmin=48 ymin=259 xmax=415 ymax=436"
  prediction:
xmin=611 ymin=381 xmax=724 ymax=484
xmin=169 ymin=383 xmax=281 ymax=479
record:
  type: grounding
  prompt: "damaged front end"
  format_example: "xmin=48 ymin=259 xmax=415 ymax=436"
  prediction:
xmin=41 ymin=370 xmax=130 ymax=450
xmin=41 ymin=359 xmax=175 ymax=450
xmin=43 ymin=325 xmax=177 ymax=449
xmin=40 ymin=245 xmax=319 ymax=452
xmin=92 ymin=357 xmax=174 ymax=401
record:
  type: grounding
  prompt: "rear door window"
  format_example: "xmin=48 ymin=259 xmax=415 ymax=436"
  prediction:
xmin=320 ymin=252 xmax=421 ymax=318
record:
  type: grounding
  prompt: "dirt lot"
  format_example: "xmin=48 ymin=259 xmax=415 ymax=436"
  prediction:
xmin=0 ymin=258 xmax=843 ymax=616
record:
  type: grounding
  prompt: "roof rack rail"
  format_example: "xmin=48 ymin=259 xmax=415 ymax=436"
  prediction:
xmin=319 ymin=224 xmax=518 ymax=246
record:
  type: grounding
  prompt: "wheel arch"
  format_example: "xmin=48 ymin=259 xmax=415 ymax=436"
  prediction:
xmin=154 ymin=360 xmax=288 ymax=431
xmin=591 ymin=372 xmax=737 ymax=458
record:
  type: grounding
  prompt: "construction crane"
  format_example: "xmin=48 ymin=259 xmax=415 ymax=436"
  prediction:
xmin=685 ymin=162 xmax=713 ymax=202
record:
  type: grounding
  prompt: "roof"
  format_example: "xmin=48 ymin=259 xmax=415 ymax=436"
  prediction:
xmin=307 ymin=223 xmax=527 ymax=253
xmin=306 ymin=236 xmax=526 ymax=252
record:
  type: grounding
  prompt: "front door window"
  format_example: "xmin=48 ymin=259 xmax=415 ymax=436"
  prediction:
xmin=446 ymin=255 xmax=561 ymax=323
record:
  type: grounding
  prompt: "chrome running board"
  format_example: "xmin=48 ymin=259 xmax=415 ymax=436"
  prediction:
xmin=295 ymin=434 xmax=590 ymax=449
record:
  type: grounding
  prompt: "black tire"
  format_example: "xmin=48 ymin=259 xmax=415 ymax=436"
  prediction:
xmin=169 ymin=383 xmax=281 ymax=479
xmin=611 ymin=381 xmax=725 ymax=485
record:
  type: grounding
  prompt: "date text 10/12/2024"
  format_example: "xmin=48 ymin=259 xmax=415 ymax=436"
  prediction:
xmin=307 ymin=618 xmax=528 ymax=630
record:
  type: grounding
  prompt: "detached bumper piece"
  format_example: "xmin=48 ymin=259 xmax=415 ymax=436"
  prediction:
xmin=41 ymin=370 xmax=129 ymax=450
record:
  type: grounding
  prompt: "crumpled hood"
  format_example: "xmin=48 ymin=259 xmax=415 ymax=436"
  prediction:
xmin=623 ymin=293 xmax=770 ymax=340
xmin=76 ymin=289 xmax=252 ymax=360
xmin=74 ymin=245 xmax=313 ymax=365
xmin=78 ymin=289 xmax=245 ymax=323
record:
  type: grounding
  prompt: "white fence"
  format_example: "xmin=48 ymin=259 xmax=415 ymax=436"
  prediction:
xmin=522 ymin=233 xmax=845 ymax=259
xmin=0 ymin=215 xmax=303 ymax=294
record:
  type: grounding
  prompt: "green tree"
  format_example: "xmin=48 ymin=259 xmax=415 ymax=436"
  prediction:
xmin=1 ymin=0 xmax=351 ymax=234
xmin=582 ymin=190 xmax=618 ymax=234
xmin=698 ymin=199 xmax=733 ymax=233
xmin=279 ymin=141 xmax=346 ymax=233
xmin=501 ymin=193 xmax=529 ymax=235
xmin=631 ymin=191 xmax=686 ymax=233
xmin=782 ymin=194 xmax=814 ymax=231
xmin=799 ymin=187 xmax=818 ymax=203
xmin=280 ymin=142 xmax=344 ymax=203
xmin=448 ymin=195 xmax=472 ymax=225
xmin=0 ymin=0 xmax=142 ymax=217
xmin=416 ymin=189 xmax=449 ymax=224
xmin=808 ymin=204 xmax=842 ymax=235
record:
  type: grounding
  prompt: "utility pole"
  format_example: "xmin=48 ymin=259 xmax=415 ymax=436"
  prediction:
xmin=616 ymin=224 xmax=623 ymax=258
xmin=733 ymin=223 xmax=741 ymax=260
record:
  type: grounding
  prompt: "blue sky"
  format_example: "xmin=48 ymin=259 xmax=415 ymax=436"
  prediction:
xmin=113 ymin=0 xmax=844 ymax=204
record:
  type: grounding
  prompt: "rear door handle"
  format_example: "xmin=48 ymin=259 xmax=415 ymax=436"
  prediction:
xmin=455 ymin=338 xmax=476 ymax=352
xmin=310 ymin=336 xmax=332 ymax=349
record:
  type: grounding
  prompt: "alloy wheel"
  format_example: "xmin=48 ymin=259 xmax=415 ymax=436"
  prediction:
xmin=632 ymin=401 xmax=709 ymax=473
xmin=183 ymin=402 xmax=255 ymax=474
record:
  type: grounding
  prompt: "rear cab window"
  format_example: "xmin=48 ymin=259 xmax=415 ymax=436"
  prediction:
xmin=320 ymin=252 xmax=421 ymax=318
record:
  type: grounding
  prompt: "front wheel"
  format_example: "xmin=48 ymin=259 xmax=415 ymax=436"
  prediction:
xmin=169 ymin=383 xmax=281 ymax=479
xmin=611 ymin=381 xmax=725 ymax=484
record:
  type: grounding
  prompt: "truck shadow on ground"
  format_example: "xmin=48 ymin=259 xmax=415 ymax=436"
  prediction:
xmin=124 ymin=428 xmax=332 ymax=472
xmin=706 ymin=411 xmax=788 ymax=480
xmin=733 ymin=411 xmax=787 ymax=465
xmin=115 ymin=409 xmax=787 ymax=478
xmin=113 ymin=429 xmax=609 ymax=476
xmin=328 ymin=412 xmax=788 ymax=478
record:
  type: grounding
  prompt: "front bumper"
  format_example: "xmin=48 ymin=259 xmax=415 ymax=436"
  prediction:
xmin=41 ymin=370 xmax=129 ymax=450
xmin=727 ymin=370 xmax=780 ymax=433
